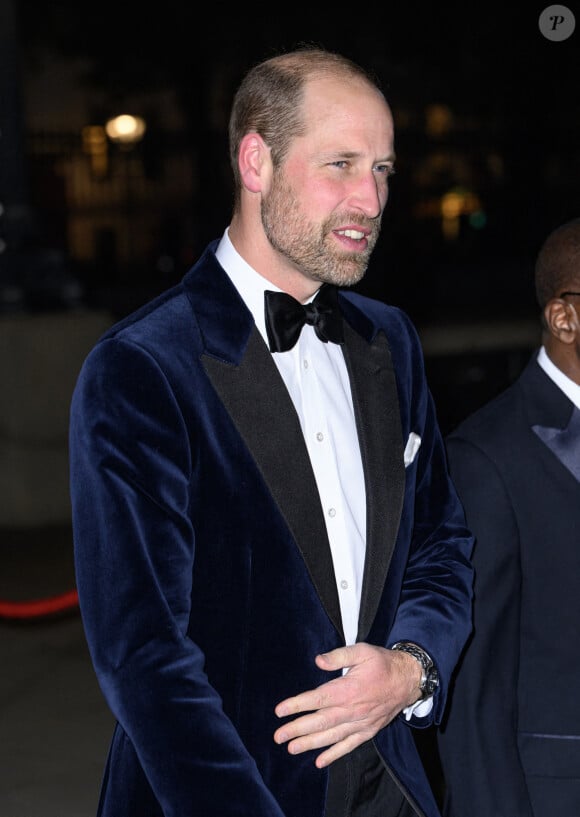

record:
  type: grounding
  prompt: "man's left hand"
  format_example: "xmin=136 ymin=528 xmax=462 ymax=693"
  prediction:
xmin=273 ymin=642 xmax=422 ymax=768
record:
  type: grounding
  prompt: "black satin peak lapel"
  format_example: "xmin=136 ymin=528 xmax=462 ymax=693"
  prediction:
xmin=201 ymin=328 xmax=344 ymax=639
xmin=341 ymin=323 xmax=405 ymax=642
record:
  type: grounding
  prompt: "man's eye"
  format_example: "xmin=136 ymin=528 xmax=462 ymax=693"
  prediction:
xmin=376 ymin=164 xmax=395 ymax=176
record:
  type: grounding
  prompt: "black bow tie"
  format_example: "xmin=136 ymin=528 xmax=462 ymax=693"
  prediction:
xmin=264 ymin=284 xmax=344 ymax=353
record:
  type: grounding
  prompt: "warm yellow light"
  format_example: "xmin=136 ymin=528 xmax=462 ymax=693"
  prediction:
xmin=105 ymin=114 xmax=146 ymax=144
xmin=440 ymin=189 xmax=483 ymax=241
xmin=425 ymin=104 xmax=453 ymax=138
xmin=441 ymin=191 xmax=464 ymax=220
xmin=81 ymin=125 xmax=109 ymax=176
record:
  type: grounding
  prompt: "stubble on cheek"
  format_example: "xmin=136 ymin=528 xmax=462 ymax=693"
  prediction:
xmin=260 ymin=173 xmax=381 ymax=287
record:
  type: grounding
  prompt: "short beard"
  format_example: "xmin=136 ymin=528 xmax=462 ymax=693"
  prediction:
xmin=261 ymin=169 xmax=381 ymax=288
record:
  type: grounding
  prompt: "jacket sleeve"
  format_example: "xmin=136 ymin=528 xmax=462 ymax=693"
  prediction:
xmin=383 ymin=311 xmax=475 ymax=728
xmin=69 ymin=337 xmax=286 ymax=817
xmin=437 ymin=436 xmax=535 ymax=817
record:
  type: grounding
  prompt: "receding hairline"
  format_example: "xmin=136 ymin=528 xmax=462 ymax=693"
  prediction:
xmin=260 ymin=47 xmax=383 ymax=90
xmin=227 ymin=46 xmax=389 ymax=207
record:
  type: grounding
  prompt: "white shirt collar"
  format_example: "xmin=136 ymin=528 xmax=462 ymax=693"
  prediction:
xmin=215 ymin=228 xmax=284 ymax=346
xmin=215 ymin=227 xmax=320 ymax=347
xmin=537 ymin=346 xmax=580 ymax=409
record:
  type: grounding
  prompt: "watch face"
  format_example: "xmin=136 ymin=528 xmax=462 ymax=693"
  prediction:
xmin=423 ymin=668 xmax=439 ymax=696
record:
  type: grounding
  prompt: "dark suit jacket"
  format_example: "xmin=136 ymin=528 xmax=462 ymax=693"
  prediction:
xmin=438 ymin=354 xmax=580 ymax=817
xmin=69 ymin=240 xmax=474 ymax=817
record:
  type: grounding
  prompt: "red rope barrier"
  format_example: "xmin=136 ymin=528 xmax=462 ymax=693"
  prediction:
xmin=0 ymin=589 xmax=79 ymax=619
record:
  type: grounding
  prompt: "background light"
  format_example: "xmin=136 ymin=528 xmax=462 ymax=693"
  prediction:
xmin=105 ymin=114 xmax=146 ymax=145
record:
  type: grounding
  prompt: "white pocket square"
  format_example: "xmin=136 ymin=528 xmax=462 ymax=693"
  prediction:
xmin=403 ymin=432 xmax=421 ymax=467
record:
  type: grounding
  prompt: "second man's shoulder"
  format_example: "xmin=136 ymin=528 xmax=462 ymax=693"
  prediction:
xmin=447 ymin=379 xmax=524 ymax=454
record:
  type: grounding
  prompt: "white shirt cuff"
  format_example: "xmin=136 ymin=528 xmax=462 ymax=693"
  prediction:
xmin=402 ymin=696 xmax=433 ymax=721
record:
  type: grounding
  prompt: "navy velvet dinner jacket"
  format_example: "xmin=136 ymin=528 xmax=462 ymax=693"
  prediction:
xmin=69 ymin=240 xmax=474 ymax=817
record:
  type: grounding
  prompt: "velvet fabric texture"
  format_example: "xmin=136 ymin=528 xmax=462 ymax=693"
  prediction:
xmin=69 ymin=240 xmax=474 ymax=817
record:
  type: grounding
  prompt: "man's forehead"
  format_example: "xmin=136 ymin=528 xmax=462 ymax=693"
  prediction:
xmin=301 ymin=76 xmax=393 ymax=134
xmin=303 ymin=72 xmax=386 ymax=106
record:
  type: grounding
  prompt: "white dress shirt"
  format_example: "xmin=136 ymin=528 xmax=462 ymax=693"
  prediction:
xmin=215 ymin=230 xmax=432 ymax=719
xmin=537 ymin=346 xmax=580 ymax=408
xmin=216 ymin=229 xmax=366 ymax=647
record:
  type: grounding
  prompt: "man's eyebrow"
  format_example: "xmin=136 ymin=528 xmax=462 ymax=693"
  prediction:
xmin=320 ymin=150 xmax=397 ymax=162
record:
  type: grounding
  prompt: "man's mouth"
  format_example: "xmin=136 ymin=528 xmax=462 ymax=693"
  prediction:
xmin=335 ymin=228 xmax=366 ymax=240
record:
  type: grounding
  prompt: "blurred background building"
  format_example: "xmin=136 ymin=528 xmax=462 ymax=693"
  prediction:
xmin=10 ymin=2 xmax=579 ymax=327
xmin=3 ymin=1 xmax=578 ymax=528
xmin=0 ymin=3 xmax=578 ymax=812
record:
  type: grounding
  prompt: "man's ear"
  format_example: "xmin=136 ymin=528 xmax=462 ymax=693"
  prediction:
xmin=237 ymin=133 xmax=272 ymax=194
xmin=544 ymin=298 xmax=578 ymax=345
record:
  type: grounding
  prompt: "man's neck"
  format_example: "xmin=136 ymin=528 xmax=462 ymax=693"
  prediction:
xmin=227 ymin=218 xmax=320 ymax=303
xmin=543 ymin=340 xmax=580 ymax=386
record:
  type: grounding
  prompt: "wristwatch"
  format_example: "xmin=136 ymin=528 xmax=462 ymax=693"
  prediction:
xmin=390 ymin=641 xmax=439 ymax=699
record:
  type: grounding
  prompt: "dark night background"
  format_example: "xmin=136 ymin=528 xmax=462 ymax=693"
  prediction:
xmin=4 ymin=2 xmax=579 ymax=433
xmin=0 ymin=4 xmax=579 ymax=814
xmin=8 ymin=1 xmax=580 ymax=319
xmin=0 ymin=0 xmax=577 ymax=501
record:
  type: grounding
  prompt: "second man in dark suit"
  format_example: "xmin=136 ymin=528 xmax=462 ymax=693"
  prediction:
xmin=438 ymin=216 xmax=580 ymax=817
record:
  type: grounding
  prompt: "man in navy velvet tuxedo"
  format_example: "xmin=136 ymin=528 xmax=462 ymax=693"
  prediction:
xmin=69 ymin=46 xmax=474 ymax=817
xmin=437 ymin=217 xmax=580 ymax=817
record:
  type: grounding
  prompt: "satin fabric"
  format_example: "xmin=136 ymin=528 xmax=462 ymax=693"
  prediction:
xmin=264 ymin=284 xmax=344 ymax=352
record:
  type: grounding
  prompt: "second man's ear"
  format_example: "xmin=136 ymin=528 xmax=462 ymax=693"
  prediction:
xmin=544 ymin=298 xmax=578 ymax=344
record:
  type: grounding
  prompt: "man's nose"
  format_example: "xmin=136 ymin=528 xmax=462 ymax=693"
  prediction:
xmin=348 ymin=173 xmax=384 ymax=219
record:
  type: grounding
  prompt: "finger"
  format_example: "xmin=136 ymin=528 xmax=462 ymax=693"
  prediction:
xmin=274 ymin=709 xmax=335 ymax=745
xmin=274 ymin=690 xmax=377 ymax=745
xmin=316 ymin=644 xmax=361 ymax=671
xmin=314 ymin=732 xmax=367 ymax=768
xmin=274 ymin=698 xmax=377 ymax=748
xmin=275 ymin=648 xmax=366 ymax=719
xmin=284 ymin=722 xmax=351 ymax=755
xmin=275 ymin=679 xmax=339 ymax=718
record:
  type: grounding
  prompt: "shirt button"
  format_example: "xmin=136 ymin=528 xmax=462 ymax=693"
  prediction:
xmin=303 ymin=359 xmax=309 ymax=369
xmin=340 ymin=580 xmax=348 ymax=590
xmin=328 ymin=508 xmax=336 ymax=518
xmin=316 ymin=432 xmax=324 ymax=442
